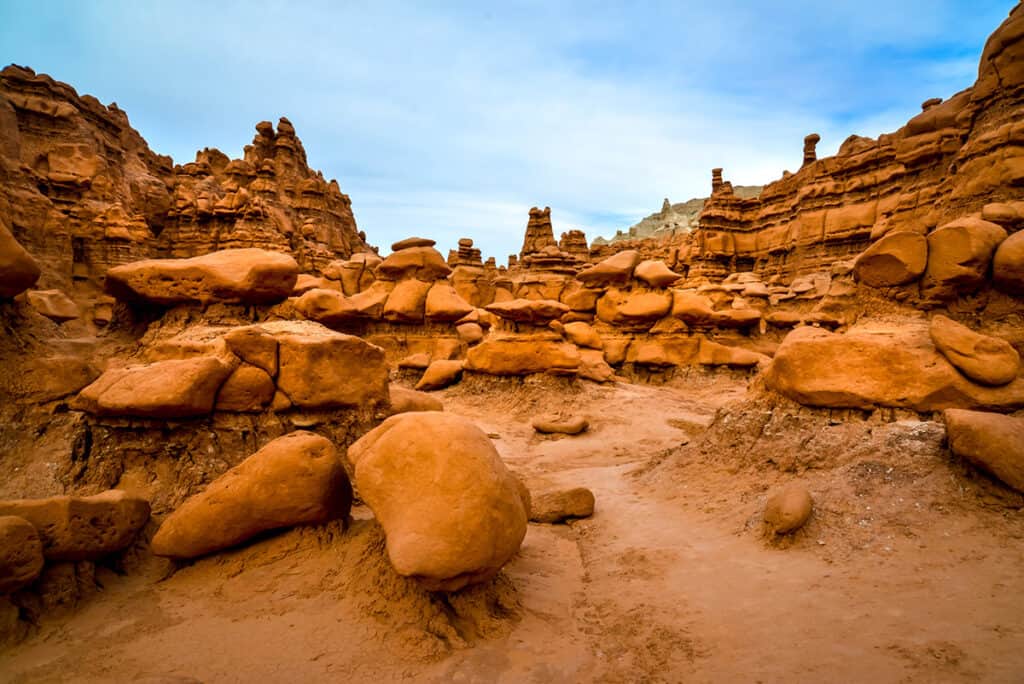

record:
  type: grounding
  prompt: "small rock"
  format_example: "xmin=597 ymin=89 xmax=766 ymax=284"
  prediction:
xmin=0 ymin=516 xmax=44 ymax=593
xmin=530 ymin=488 xmax=595 ymax=523
xmin=764 ymin=485 xmax=813 ymax=534
xmin=532 ymin=415 xmax=589 ymax=435
xmin=415 ymin=359 xmax=464 ymax=391
xmin=388 ymin=386 xmax=444 ymax=415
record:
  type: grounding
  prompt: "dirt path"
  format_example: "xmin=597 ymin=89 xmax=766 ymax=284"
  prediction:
xmin=3 ymin=378 xmax=1023 ymax=682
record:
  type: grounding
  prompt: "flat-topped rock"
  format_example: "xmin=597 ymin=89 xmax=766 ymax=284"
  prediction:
xmin=390 ymin=237 xmax=436 ymax=251
xmin=485 ymin=298 xmax=569 ymax=324
xmin=376 ymin=246 xmax=451 ymax=281
xmin=151 ymin=432 xmax=351 ymax=559
xmin=0 ymin=491 xmax=150 ymax=561
xmin=27 ymin=289 xmax=80 ymax=322
xmin=532 ymin=415 xmax=589 ymax=435
xmin=529 ymin=487 xmax=595 ymax=523
xmin=466 ymin=335 xmax=581 ymax=376
xmin=104 ymin=248 xmax=300 ymax=305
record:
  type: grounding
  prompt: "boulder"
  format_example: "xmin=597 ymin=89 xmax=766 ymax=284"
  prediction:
xmin=0 ymin=516 xmax=44 ymax=594
xmin=382 ymin=279 xmax=431 ymax=322
xmin=626 ymin=336 xmax=700 ymax=367
xmin=415 ymin=360 xmax=464 ymax=391
xmin=73 ymin=356 xmax=235 ymax=418
xmin=214 ymin=364 xmax=275 ymax=412
xmin=376 ymin=246 xmax=451 ymax=281
xmin=348 ymin=413 xmax=529 ymax=591
xmin=271 ymin=321 xmax=389 ymax=409
xmin=633 ymin=260 xmax=682 ymax=287
xmin=853 ymin=231 xmax=928 ymax=287
xmin=764 ymin=485 xmax=813 ymax=534
xmin=945 ymin=409 xmax=1024 ymax=493
xmin=295 ymin=288 xmax=361 ymax=326
xmin=532 ymin=415 xmax=589 ymax=435
xmin=345 ymin=281 xmax=393 ymax=318
xmin=578 ymin=348 xmax=615 ymax=383
xmin=697 ymin=339 xmax=768 ymax=367
xmin=397 ymin=353 xmax=431 ymax=370
xmin=563 ymin=321 xmax=603 ymax=349
xmin=151 ymin=432 xmax=351 ymax=559
xmin=388 ymin=386 xmax=444 ymax=415
xmin=765 ymin=324 xmax=1024 ymax=412
xmin=922 ymin=218 xmax=1007 ymax=299
xmin=930 ymin=315 xmax=1019 ymax=386
xmin=27 ymin=289 xmax=79 ymax=322
xmin=993 ymin=230 xmax=1024 ymax=295
xmin=0 ymin=491 xmax=150 ymax=561
xmin=465 ymin=335 xmax=581 ymax=375
xmin=529 ymin=488 xmax=595 ymax=524
xmin=456 ymin=322 xmax=484 ymax=345
xmin=0 ymin=220 xmax=40 ymax=298
xmin=224 ymin=326 xmax=279 ymax=376
xmin=577 ymin=250 xmax=640 ymax=287
xmin=560 ymin=281 xmax=602 ymax=312
xmin=670 ymin=291 xmax=718 ymax=326
xmin=485 ymin=298 xmax=569 ymax=324
xmin=292 ymin=274 xmax=339 ymax=295
xmin=596 ymin=289 xmax=672 ymax=325
xmin=104 ymin=248 xmax=299 ymax=305
xmin=391 ymin=237 xmax=435 ymax=251
xmin=424 ymin=282 xmax=474 ymax=321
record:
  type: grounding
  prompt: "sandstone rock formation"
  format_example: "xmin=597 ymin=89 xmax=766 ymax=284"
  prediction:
xmin=763 ymin=485 xmax=814 ymax=534
xmin=945 ymin=409 xmax=1024 ymax=493
xmin=151 ymin=432 xmax=352 ymax=559
xmin=348 ymin=413 xmax=529 ymax=591
xmin=529 ymin=487 xmax=596 ymax=523
xmin=0 ymin=516 xmax=44 ymax=593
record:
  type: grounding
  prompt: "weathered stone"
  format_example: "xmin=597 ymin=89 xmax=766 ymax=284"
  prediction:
xmin=151 ymin=432 xmax=351 ymax=559
xmin=597 ymin=289 xmax=672 ymax=325
xmin=224 ymin=326 xmax=279 ymax=376
xmin=0 ymin=221 xmax=40 ymax=298
xmin=26 ymin=289 xmax=79 ymax=322
xmin=104 ymin=248 xmax=300 ymax=305
xmin=993 ymin=230 xmax=1024 ymax=295
xmin=465 ymin=335 xmax=581 ymax=375
xmin=0 ymin=491 xmax=150 ymax=561
xmin=930 ymin=315 xmax=1019 ymax=386
xmin=214 ymin=364 xmax=275 ymax=412
xmin=563 ymin=321 xmax=603 ymax=349
xmin=0 ymin=516 xmax=44 ymax=594
xmin=578 ymin=250 xmax=640 ymax=287
xmin=391 ymin=237 xmax=436 ymax=251
xmin=532 ymin=415 xmax=589 ymax=434
xmin=578 ymin=348 xmax=615 ymax=383
xmin=456 ymin=322 xmax=484 ymax=345
xmin=415 ymin=360 xmax=464 ymax=391
xmin=485 ymin=298 xmax=569 ymax=324
xmin=382 ymin=279 xmax=431 ymax=322
xmin=853 ymin=231 xmax=928 ymax=287
xmin=348 ymin=413 xmax=529 ymax=591
xmin=922 ymin=218 xmax=1007 ymax=299
xmin=376 ymin=246 xmax=451 ymax=281
xmin=697 ymin=339 xmax=767 ymax=367
xmin=945 ymin=409 xmax=1024 ymax=493
xmin=388 ymin=386 xmax=444 ymax=415
xmin=529 ymin=488 xmax=595 ymax=523
xmin=633 ymin=260 xmax=682 ymax=287
xmin=424 ymin=282 xmax=474 ymax=321
xmin=764 ymin=485 xmax=813 ymax=534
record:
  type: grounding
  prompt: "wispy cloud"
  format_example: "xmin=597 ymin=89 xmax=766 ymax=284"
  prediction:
xmin=0 ymin=0 xmax=1014 ymax=261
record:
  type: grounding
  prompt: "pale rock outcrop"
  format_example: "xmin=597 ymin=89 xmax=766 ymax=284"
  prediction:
xmin=104 ymin=248 xmax=300 ymax=305
xmin=151 ymin=432 xmax=351 ymax=559
xmin=0 ymin=491 xmax=150 ymax=561
xmin=853 ymin=231 xmax=928 ymax=287
xmin=929 ymin=315 xmax=1019 ymax=386
xmin=348 ymin=412 xmax=529 ymax=591
xmin=0 ymin=516 xmax=45 ymax=594
xmin=945 ymin=409 xmax=1024 ymax=493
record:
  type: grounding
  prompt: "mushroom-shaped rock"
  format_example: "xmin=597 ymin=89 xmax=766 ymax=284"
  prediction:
xmin=348 ymin=413 xmax=529 ymax=591
xmin=391 ymin=237 xmax=436 ymax=251
xmin=921 ymin=218 xmax=1007 ymax=299
xmin=104 ymin=248 xmax=300 ymax=305
xmin=26 ymin=289 xmax=80 ymax=322
xmin=388 ymin=386 xmax=444 ymax=415
xmin=73 ymin=356 xmax=235 ymax=418
xmin=465 ymin=335 xmax=581 ymax=375
xmin=578 ymin=250 xmax=641 ymax=287
xmin=376 ymin=247 xmax=451 ymax=281
xmin=415 ymin=360 xmax=465 ymax=391
xmin=0 ymin=516 xmax=45 ymax=593
xmin=0 ymin=491 xmax=150 ymax=561
xmin=151 ymin=432 xmax=352 ymax=559
xmin=853 ymin=231 xmax=928 ymax=287
xmin=930 ymin=315 xmax=1019 ymax=386
xmin=0 ymin=221 xmax=40 ymax=298
xmin=485 ymin=298 xmax=569 ymax=324
xmin=634 ymin=260 xmax=682 ymax=287
xmin=529 ymin=487 xmax=595 ymax=523
xmin=993 ymin=230 xmax=1024 ymax=295
xmin=563 ymin=321 xmax=603 ymax=349
xmin=531 ymin=415 xmax=589 ymax=435
xmin=945 ymin=409 xmax=1024 ymax=493
xmin=764 ymin=485 xmax=813 ymax=534
xmin=424 ymin=282 xmax=475 ymax=321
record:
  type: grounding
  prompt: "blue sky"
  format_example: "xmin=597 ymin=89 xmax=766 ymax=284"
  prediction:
xmin=0 ymin=1 xmax=1015 ymax=260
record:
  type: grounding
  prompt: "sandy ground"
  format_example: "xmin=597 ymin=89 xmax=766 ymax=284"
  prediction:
xmin=2 ymin=375 xmax=1024 ymax=683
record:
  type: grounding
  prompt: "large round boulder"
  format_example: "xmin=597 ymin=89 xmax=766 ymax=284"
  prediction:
xmin=852 ymin=231 xmax=928 ymax=287
xmin=993 ymin=230 xmax=1024 ymax=295
xmin=348 ymin=413 xmax=529 ymax=591
xmin=151 ymin=431 xmax=352 ymax=559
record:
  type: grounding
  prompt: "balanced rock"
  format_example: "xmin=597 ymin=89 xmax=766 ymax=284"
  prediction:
xmin=27 ymin=289 xmax=80 ymax=322
xmin=993 ymin=230 xmax=1024 ymax=295
xmin=853 ymin=231 xmax=928 ymax=287
xmin=388 ymin=386 xmax=444 ymax=415
xmin=151 ymin=432 xmax=351 ymax=559
xmin=578 ymin=250 xmax=641 ymax=287
xmin=0 ymin=516 xmax=45 ymax=593
xmin=104 ymin=248 xmax=300 ymax=305
xmin=415 ymin=360 xmax=464 ymax=391
xmin=74 ymin=356 xmax=235 ymax=418
xmin=0 ymin=220 xmax=40 ymax=298
xmin=348 ymin=412 xmax=529 ymax=591
xmin=530 ymin=487 xmax=595 ymax=523
xmin=764 ymin=485 xmax=813 ymax=534
xmin=532 ymin=415 xmax=589 ymax=435
xmin=633 ymin=260 xmax=682 ymax=287
xmin=376 ymin=246 xmax=451 ymax=281
xmin=930 ymin=315 xmax=1019 ymax=386
xmin=391 ymin=237 xmax=436 ymax=251
xmin=0 ymin=491 xmax=150 ymax=561
xmin=945 ymin=409 xmax=1024 ymax=493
